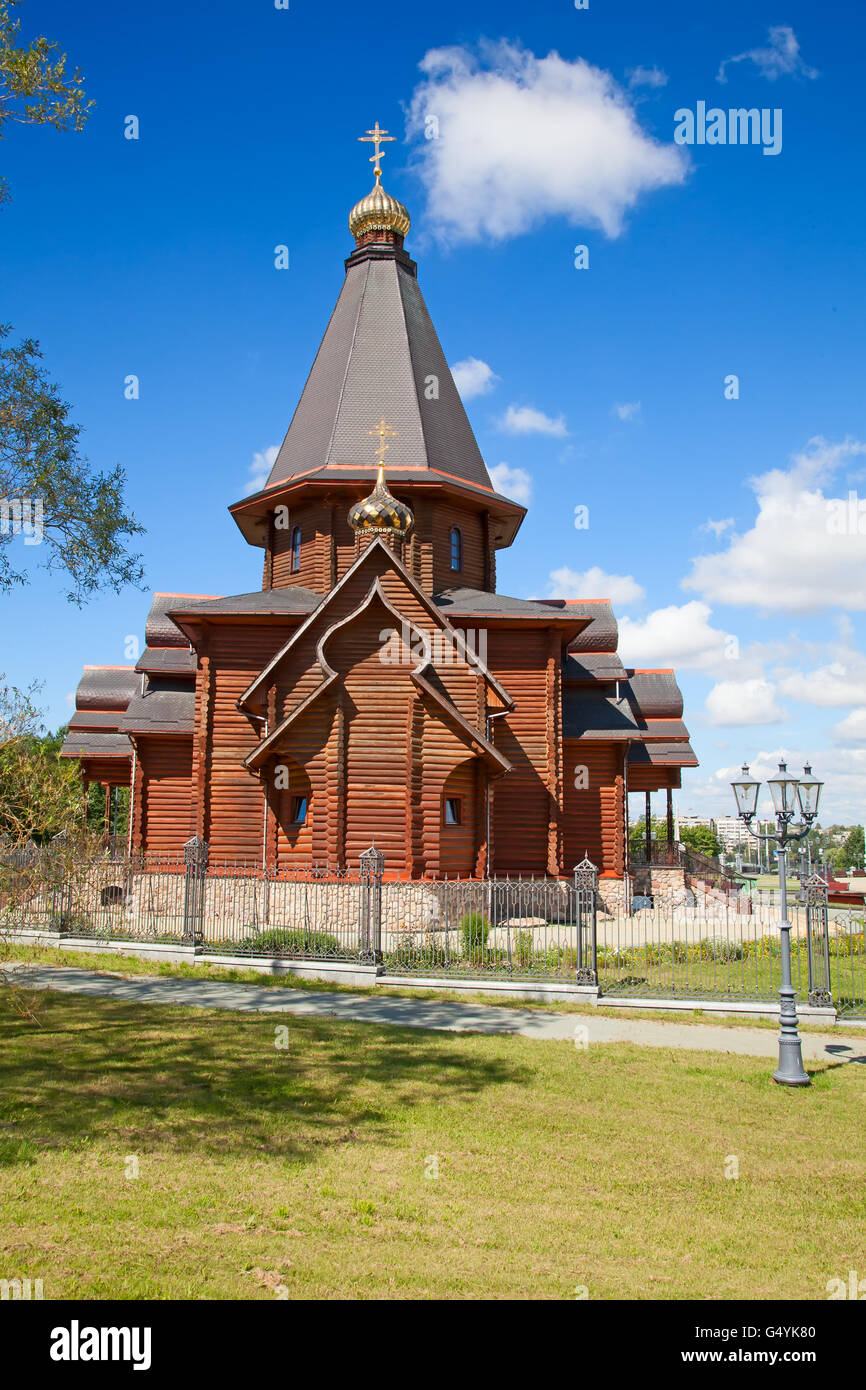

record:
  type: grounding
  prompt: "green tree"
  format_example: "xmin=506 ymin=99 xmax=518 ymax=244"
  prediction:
xmin=679 ymin=823 xmax=722 ymax=858
xmin=1 ymin=326 xmax=145 ymax=601
xmin=839 ymin=825 xmax=864 ymax=872
xmin=0 ymin=0 xmax=93 ymax=205
xmin=628 ymin=815 xmax=670 ymax=856
xmin=0 ymin=675 xmax=83 ymax=845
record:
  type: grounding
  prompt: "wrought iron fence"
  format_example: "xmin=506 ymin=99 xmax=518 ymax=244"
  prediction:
xmin=378 ymin=859 xmax=599 ymax=982
xmin=2 ymin=840 xmax=863 ymax=1013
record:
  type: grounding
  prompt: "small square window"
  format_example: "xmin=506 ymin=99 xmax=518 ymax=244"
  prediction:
xmin=291 ymin=796 xmax=308 ymax=825
xmin=444 ymin=797 xmax=462 ymax=826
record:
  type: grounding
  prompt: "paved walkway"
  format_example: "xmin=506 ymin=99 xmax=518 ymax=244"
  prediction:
xmin=7 ymin=963 xmax=866 ymax=1064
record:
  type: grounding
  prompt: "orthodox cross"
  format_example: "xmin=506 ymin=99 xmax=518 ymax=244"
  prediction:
xmin=358 ymin=121 xmax=394 ymax=178
xmin=368 ymin=417 xmax=398 ymax=466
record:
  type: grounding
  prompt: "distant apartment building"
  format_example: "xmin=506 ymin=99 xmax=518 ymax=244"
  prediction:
xmin=676 ymin=813 xmax=747 ymax=853
xmin=714 ymin=816 xmax=748 ymax=852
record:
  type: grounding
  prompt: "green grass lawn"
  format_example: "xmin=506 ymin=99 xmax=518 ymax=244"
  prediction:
xmin=5 ymin=940 xmax=865 ymax=1034
xmin=0 ymin=985 xmax=863 ymax=1300
xmin=0 ymin=941 xmax=830 ymax=1033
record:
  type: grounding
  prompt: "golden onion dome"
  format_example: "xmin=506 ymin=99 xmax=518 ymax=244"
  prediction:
xmin=348 ymin=175 xmax=411 ymax=242
xmin=349 ymin=463 xmax=414 ymax=537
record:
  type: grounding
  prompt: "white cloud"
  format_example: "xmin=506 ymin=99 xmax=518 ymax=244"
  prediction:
xmin=834 ymin=709 xmax=866 ymax=744
xmin=777 ymin=660 xmax=866 ymax=709
xmin=498 ymin=404 xmax=568 ymax=437
xmin=618 ymin=601 xmax=734 ymax=672
xmin=407 ymin=41 xmax=688 ymax=244
xmin=705 ymin=679 xmax=787 ymax=727
xmin=450 ymin=357 xmax=499 ymax=400
xmin=612 ymin=400 xmax=641 ymax=421
xmin=699 ymin=517 xmax=734 ymax=539
xmin=245 ymin=445 xmax=278 ymax=496
xmin=717 ymin=25 xmax=818 ymax=84
xmin=489 ymin=462 xmax=531 ymax=504
xmin=627 ymin=66 xmax=668 ymax=90
xmin=547 ymin=565 xmax=645 ymax=606
xmin=684 ymin=437 xmax=866 ymax=613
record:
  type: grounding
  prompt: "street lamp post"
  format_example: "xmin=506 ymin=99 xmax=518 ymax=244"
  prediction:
xmin=731 ymin=761 xmax=823 ymax=1087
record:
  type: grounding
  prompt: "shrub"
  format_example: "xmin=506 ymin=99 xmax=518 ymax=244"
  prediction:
xmin=697 ymin=936 xmax=745 ymax=963
xmin=386 ymin=936 xmax=452 ymax=971
xmin=50 ymin=909 xmax=92 ymax=935
xmin=460 ymin=910 xmax=491 ymax=961
xmin=241 ymin=926 xmax=342 ymax=957
xmin=516 ymin=929 xmax=534 ymax=967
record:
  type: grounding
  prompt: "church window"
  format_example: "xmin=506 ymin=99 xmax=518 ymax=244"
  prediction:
xmin=290 ymin=525 xmax=301 ymax=572
xmin=291 ymin=795 xmax=308 ymax=824
xmin=450 ymin=526 xmax=462 ymax=571
xmin=444 ymin=797 xmax=462 ymax=826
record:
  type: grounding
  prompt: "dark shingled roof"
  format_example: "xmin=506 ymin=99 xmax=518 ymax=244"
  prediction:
xmin=60 ymin=731 xmax=133 ymax=760
xmin=563 ymin=689 xmax=642 ymax=740
xmin=118 ymin=686 xmax=195 ymax=735
xmin=75 ymin=667 xmax=139 ymax=712
xmin=563 ymin=651 xmax=627 ymax=682
xmin=167 ymin=588 xmax=322 ymax=619
xmin=68 ymin=710 xmax=123 ymax=732
xmin=629 ymin=741 xmax=698 ymax=767
xmin=262 ymin=256 xmax=493 ymax=492
xmin=145 ymin=593 xmax=219 ymax=648
xmin=639 ymin=719 xmax=691 ymax=741
xmin=529 ymin=600 xmax=618 ymax=652
xmin=434 ymin=587 xmax=571 ymax=619
xmin=624 ymin=671 xmax=684 ymax=720
xmin=136 ymin=646 xmax=198 ymax=676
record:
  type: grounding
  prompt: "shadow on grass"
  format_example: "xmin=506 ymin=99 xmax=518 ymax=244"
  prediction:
xmin=0 ymin=988 xmax=533 ymax=1168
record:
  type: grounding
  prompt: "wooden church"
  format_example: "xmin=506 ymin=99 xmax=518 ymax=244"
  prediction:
xmin=62 ymin=125 xmax=696 ymax=881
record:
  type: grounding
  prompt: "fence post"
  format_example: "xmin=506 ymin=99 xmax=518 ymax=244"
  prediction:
xmin=182 ymin=837 xmax=209 ymax=947
xmin=573 ymin=857 xmax=598 ymax=986
xmin=359 ymin=846 xmax=385 ymax=965
xmin=804 ymin=871 xmax=832 ymax=1007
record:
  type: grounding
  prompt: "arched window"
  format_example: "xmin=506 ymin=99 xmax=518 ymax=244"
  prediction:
xmin=450 ymin=526 xmax=462 ymax=572
xmin=290 ymin=525 xmax=301 ymax=573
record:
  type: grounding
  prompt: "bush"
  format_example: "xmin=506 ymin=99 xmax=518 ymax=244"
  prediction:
xmin=386 ymin=937 xmax=452 ymax=971
xmin=516 ymin=929 xmax=534 ymax=967
xmin=49 ymin=909 xmax=92 ymax=935
xmin=697 ymin=936 xmax=745 ymax=963
xmin=241 ymin=926 xmax=342 ymax=957
xmin=460 ymin=910 xmax=491 ymax=961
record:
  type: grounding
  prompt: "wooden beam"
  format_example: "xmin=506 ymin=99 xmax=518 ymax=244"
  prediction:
xmin=129 ymin=739 xmax=145 ymax=852
xmin=192 ymin=633 xmax=212 ymax=841
xmin=613 ymin=745 xmax=626 ymax=878
xmin=265 ymin=758 xmax=279 ymax=872
xmin=335 ymin=691 xmax=347 ymax=870
xmin=473 ymin=759 xmax=488 ymax=878
xmin=328 ymin=502 xmax=337 ymax=589
xmin=666 ymin=785 xmax=675 ymax=846
xmin=263 ymin=512 xmax=275 ymax=590
xmin=546 ymin=630 xmax=563 ymax=875
xmin=645 ymin=790 xmax=652 ymax=860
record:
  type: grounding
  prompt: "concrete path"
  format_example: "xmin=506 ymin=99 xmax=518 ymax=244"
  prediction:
xmin=7 ymin=963 xmax=866 ymax=1065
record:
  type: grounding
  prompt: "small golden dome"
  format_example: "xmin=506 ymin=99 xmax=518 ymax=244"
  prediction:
xmin=349 ymin=464 xmax=414 ymax=537
xmin=348 ymin=176 xmax=411 ymax=242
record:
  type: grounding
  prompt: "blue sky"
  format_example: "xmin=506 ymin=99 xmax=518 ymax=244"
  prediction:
xmin=2 ymin=0 xmax=865 ymax=822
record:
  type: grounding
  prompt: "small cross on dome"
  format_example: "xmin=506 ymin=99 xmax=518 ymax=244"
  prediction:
xmin=358 ymin=121 xmax=394 ymax=181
